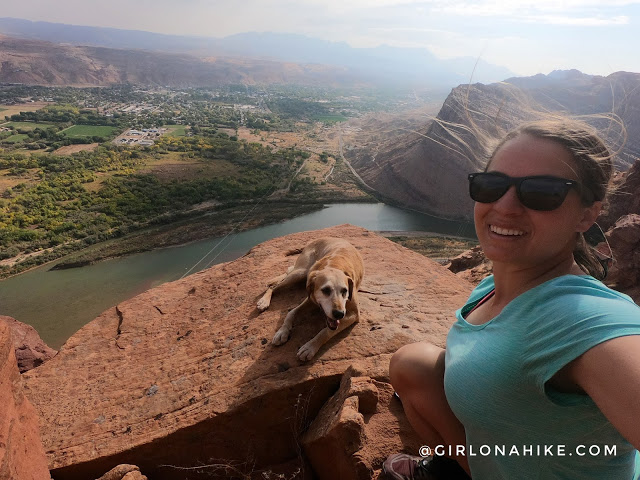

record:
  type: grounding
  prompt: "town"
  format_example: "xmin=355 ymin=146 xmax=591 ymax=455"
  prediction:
xmin=0 ymin=82 xmax=438 ymax=277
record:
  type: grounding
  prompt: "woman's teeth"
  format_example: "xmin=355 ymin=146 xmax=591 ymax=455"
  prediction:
xmin=490 ymin=225 xmax=525 ymax=236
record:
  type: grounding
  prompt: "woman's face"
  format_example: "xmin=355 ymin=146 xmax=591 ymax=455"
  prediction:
xmin=474 ymin=133 xmax=600 ymax=270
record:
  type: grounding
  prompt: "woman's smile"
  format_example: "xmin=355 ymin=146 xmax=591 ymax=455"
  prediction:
xmin=489 ymin=224 xmax=527 ymax=237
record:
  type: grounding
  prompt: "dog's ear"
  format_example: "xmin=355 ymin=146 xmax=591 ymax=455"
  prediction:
xmin=346 ymin=275 xmax=354 ymax=300
xmin=306 ymin=271 xmax=318 ymax=303
xmin=342 ymin=268 xmax=355 ymax=300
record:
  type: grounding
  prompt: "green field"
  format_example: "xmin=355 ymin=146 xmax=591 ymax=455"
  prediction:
xmin=61 ymin=125 xmax=119 ymax=138
xmin=165 ymin=125 xmax=188 ymax=137
xmin=313 ymin=114 xmax=348 ymax=124
xmin=4 ymin=134 xmax=29 ymax=143
xmin=3 ymin=121 xmax=56 ymax=131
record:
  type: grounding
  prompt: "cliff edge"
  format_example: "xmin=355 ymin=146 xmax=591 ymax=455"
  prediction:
xmin=22 ymin=225 xmax=474 ymax=479
xmin=0 ymin=319 xmax=51 ymax=480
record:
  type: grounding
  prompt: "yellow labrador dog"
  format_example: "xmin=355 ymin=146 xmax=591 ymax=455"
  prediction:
xmin=257 ymin=237 xmax=364 ymax=361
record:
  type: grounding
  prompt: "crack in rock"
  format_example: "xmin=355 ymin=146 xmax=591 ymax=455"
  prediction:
xmin=115 ymin=306 xmax=125 ymax=350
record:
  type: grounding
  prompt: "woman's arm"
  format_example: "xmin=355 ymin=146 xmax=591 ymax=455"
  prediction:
xmin=567 ymin=335 xmax=640 ymax=449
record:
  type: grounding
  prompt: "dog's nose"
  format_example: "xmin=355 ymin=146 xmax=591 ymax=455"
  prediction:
xmin=332 ymin=310 xmax=345 ymax=320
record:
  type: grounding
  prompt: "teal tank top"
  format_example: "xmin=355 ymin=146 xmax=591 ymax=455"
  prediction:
xmin=444 ymin=275 xmax=640 ymax=480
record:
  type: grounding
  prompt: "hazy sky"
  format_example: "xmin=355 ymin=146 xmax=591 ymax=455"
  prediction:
xmin=4 ymin=0 xmax=640 ymax=76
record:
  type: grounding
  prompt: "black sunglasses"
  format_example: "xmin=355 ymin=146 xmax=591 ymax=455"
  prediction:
xmin=468 ymin=172 xmax=584 ymax=211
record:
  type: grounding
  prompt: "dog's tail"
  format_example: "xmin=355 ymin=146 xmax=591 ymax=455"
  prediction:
xmin=285 ymin=247 xmax=303 ymax=256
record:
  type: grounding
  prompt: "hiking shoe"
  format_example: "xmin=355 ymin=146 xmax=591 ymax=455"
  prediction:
xmin=382 ymin=453 xmax=436 ymax=479
xmin=382 ymin=453 xmax=471 ymax=480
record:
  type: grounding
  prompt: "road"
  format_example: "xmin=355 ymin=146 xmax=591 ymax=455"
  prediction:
xmin=268 ymin=156 xmax=309 ymax=198
xmin=338 ymin=131 xmax=375 ymax=192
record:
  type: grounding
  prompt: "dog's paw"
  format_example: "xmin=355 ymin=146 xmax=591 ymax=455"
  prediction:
xmin=257 ymin=296 xmax=271 ymax=312
xmin=272 ymin=327 xmax=291 ymax=346
xmin=297 ymin=341 xmax=319 ymax=362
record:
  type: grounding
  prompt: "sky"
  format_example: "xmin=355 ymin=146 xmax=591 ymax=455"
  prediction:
xmin=3 ymin=0 xmax=640 ymax=77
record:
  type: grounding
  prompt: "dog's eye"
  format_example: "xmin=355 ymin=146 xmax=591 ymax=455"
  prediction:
xmin=321 ymin=287 xmax=331 ymax=296
xmin=341 ymin=288 xmax=348 ymax=297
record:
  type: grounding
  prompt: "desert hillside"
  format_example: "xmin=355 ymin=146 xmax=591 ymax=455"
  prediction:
xmin=346 ymin=71 xmax=640 ymax=220
xmin=0 ymin=35 xmax=358 ymax=87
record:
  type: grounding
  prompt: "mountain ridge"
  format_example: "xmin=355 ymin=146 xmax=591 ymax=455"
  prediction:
xmin=0 ymin=17 xmax=515 ymax=87
xmin=0 ymin=35 xmax=361 ymax=87
xmin=347 ymin=70 xmax=640 ymax=221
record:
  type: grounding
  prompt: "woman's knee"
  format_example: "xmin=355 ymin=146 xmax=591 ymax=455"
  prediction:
xmin=389 ymin=341 xmax=445 ymax=392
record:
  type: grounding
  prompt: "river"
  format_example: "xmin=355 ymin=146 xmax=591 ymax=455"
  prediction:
xmin=0 ymin=203 xmax=474 ymax=349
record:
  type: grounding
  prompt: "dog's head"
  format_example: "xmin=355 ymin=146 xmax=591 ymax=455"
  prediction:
xmin=307 ymin=267 xmax=354 ymax=330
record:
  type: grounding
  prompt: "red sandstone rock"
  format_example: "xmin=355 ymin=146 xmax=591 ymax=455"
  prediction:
xmin=605 ymin=214 xmax=640 ymax=292
xmin=457 ymin=262 xmax=493 ymax=285
xmin=302 ymin=367 xmax=421 ymax=480
xmin=446 ymin=245 xmax=493 ymax=285
xmin=447 ymin=245 xmax=485 ymax=273
xmin=22 ymin=225 xmax=473 ymax=480
xmin=96 ymin=464 xmax=147 ymax=480
xmin=600 ymin=159 xmax=640 ymax=231
xmin=0 ymin=319 xmax=51 ymax=480
xmin=1 ymin=315 xmax=57 ymax=373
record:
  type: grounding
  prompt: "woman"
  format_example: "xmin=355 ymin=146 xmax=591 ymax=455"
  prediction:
xmin=383 ymin=120 xmax=640 ymax=480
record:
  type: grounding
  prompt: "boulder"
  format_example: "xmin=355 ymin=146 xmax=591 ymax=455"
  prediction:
xmin=96 ymin=464 xmax=147 ymax=480
xmin=22 ymin=225 xmax=473 ymax=480
xmin=1 ymin=315 xmax=57 ymax=373
xmin=446 ymin=246 xmax=492 ymax=285
xmin=0 ymin=318 xmax=51 ymax=480
xmin=599 ymin=159 xmax=640 ymax=231
xmin=446 ymin=245 xmax=485 ymax=273
xmin=605 ymin=214 xmax=640 ymax=292
xmin=301 ymin=367 xmax=421 ymax=480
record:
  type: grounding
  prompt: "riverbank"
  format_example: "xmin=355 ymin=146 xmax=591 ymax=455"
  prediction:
xmin=0 ymin=198 xmax=371 ymax=278
xmin=2 ymin=204 xmax=319 ymax=278
xmin=383 ymin=234 xmax=478 ymax=263
xmin=1 ymin=153 xmax=377 ymax=278
xmin=54 ymin=208 xmax=477 ymax=271
xmin=49 ymin=201 xmax=327 ymax=270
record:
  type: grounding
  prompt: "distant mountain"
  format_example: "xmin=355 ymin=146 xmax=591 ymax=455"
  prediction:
xmin=210 ymin=32 xmax=515 ymax=87
xmin=347 ymin=70 xmax=640 ymax=220
xmin=0 ymin=17 xmax=515 ymax=88
xmin=0 ymin=17 xmax=210 ymax=52
xmin=505 ymin=69 xmax=597 ymax=90
xmin=0 ymin=35 xmax=359 ymax=87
